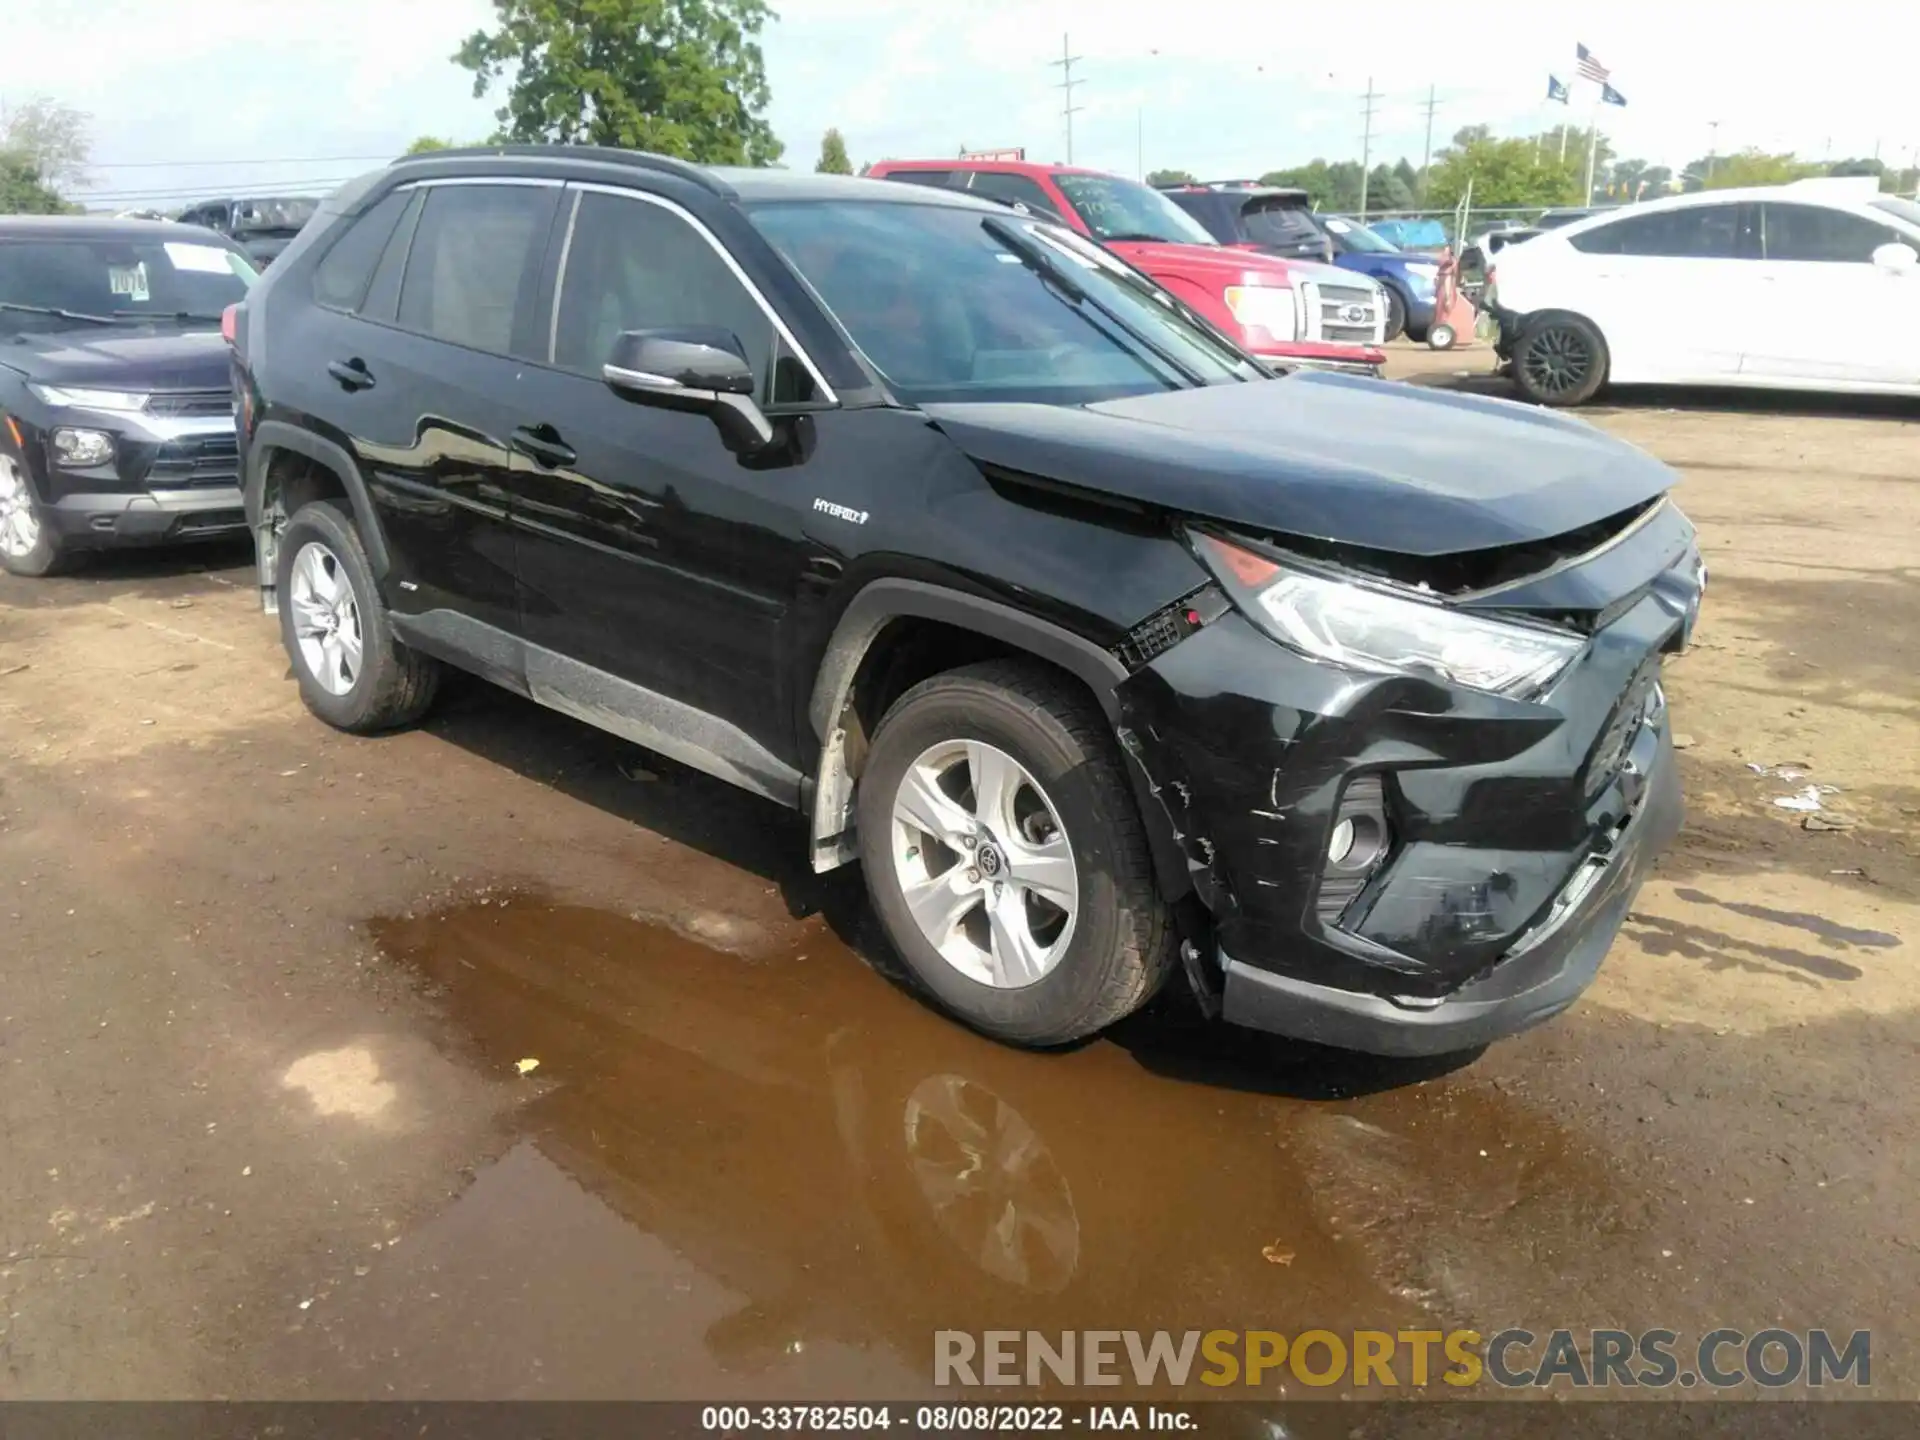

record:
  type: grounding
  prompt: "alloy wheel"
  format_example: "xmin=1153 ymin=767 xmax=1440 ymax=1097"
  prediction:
xmin=1521 ymin=324 xmax=1592 ymax=398
xmin=0 ymin=458 xmax=40 ymax=560
xmin=288 ymin=541 xmax=364 ymax=696
xmin=889 ymin=738 xmax=1079 ymax=989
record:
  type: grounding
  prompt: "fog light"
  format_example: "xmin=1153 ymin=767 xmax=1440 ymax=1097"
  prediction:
xmin=51 ymin=427 xmax=114 ymax=467
xmin=1328 ymin=818 xmax=1356 ymax=864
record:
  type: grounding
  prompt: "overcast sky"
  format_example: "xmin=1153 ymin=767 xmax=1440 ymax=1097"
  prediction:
xmin=8 ymin=0 xmax=1914 ymax=212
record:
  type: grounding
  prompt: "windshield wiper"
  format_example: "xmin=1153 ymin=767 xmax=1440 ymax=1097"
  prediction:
xmin=981 ymin=216 xmax=1207 ymax=388
xmin=1098 ymin=231 xmax=1180 ymax=244
xmin=0 ymin=301 xmax=117 ymax=326
xmin=112 ymin=309 xmax=226 ymax=323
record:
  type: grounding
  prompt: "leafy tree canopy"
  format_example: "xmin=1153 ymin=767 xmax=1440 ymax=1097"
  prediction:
xmin=0 ymin=152 xmax=73 ymax=215
xmin=455 ymin=0 xmax=783 ymax=166
xmin=815 ymin=127 xmax=851 ymax=174
xmin=1145 ymin=168 xmax=1196 ymax=187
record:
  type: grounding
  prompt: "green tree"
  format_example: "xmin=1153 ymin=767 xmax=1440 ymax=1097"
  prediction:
xmin=1426 ymin=135 xmax=1582 ymax=211
xmin=1 ymin=98 xmax=91 ymax=192
xmin=454 ymin=0 xmax=783 ymax=166
xmin=1145 ymin=168 xmax=1196 ymax=186
xmin=1392 ymin=157 xmax=1418 ymax=196
xmin=0 ymin=152 xmax=72 ymax=214
xmin=406 ymin=135 xmax=458 ymax=154
xmin=815 ymin=127 xmax=851 ymax=174
xmin=1368 ymin=162 xmax=1413 ymax=210
xmin=1827 ymin=156 xmax=1885 ymax=178
xmin=1702 ymin=149 xmax=1820 ymax=189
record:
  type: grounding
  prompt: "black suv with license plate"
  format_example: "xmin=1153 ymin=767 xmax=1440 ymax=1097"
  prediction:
xmin=228 ymin=147 xmax=1703 ymax=1056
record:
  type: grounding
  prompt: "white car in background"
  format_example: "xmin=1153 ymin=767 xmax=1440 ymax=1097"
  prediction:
xmin=1484 ymin=177 xmax=1920 ymax=405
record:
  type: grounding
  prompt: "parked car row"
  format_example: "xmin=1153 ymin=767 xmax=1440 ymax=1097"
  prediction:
xmin=866 ymin=158 xmax=1389 ymax=372
xmin=5 ymin=146 xmax=1705 ymax=1067
xmin=175 ymin=195 xmax=320 ymax=269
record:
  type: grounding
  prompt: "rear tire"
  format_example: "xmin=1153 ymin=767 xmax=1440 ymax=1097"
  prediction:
xmin=0 ymin=455 xmax=77 ymax=578
xmin=1511 ymin=312 xmax=1609 ymax=406
xmin=275 ymin=500 xmax=440 ymax=733
xmin=857 ymin=660 xmax=1175 ymax=1048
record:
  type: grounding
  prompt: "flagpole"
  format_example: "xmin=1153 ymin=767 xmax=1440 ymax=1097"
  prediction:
xmin=1583 ymin=89 xmax=1601 ymax=202
xmin=1559 ymin=124 xmax=1568 ymax=162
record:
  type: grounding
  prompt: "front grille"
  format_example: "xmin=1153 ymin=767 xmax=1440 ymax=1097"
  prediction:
xmin=1585 ymin=662 xmax=1659 ymax=796
xmin=145 ymin=389 xmax=235 ymax=418
xmin=146 ymin=433 xmax=240 ymax=489
xmin=1299 ymin=280 xmax=1383 ymax=345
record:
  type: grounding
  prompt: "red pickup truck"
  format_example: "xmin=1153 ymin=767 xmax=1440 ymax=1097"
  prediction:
xmin=866 ymin=158 xmax=1386 ymax=376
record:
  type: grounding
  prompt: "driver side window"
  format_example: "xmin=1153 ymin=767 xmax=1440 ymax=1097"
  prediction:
xmin=552 ymin=189 xmax=777 ymax=401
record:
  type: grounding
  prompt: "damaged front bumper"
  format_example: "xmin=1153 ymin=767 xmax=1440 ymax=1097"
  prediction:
xmin=1116 ymin=539 xmax=1699 ymax=1057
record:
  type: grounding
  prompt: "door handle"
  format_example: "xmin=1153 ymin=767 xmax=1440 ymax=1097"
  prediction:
xmin=326 ymin=358 xmax=375 ymax=392
xmin=510 ymin=424 xmax=577 ymax=469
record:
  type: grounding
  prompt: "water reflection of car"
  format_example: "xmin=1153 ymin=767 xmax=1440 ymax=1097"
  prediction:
xmin=867 ymin=158 xmax=1386 ymax=373
xmin=1159 ymin=183 xmax=1441 ymax=342
xmin=175 ymin=195 xmax=319 ymax=269
xmin=0 ymin=216 xmax=257 ymax=576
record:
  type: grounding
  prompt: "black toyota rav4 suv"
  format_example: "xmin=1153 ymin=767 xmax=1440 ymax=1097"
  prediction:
xmin=230 ymin=147 xmax=1703 ymax=1056
xmin=0 ymin=216 xmax=257 ymax=576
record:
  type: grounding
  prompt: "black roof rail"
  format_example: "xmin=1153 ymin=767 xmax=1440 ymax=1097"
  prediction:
xmin=391 ymin=144 xmax=732 ymax=198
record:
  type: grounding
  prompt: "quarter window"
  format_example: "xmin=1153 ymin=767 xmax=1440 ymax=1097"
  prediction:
xmin=1570 ymin=205 xmax=1750 ymax=259
xmin=395 ymin=184 xmax=554 ymax=356
xmin=552 ymin=190 xmax=778 ymax=400
xmin=1762 ymin=203 xmax=1901 ymax=262
xmin=311 ymin=190 xmax=410 ymax=312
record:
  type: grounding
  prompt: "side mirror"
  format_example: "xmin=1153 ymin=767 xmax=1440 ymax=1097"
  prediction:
xmin=1871 ymin=241 xmax=1917 ymax=275
xmin=603 ymin=327 xmax=773 ymax=451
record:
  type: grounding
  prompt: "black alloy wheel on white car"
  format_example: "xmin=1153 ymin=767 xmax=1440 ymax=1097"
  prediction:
xmin=1511 ymin=312 xmax=1610 ymax=407
xmin=856 ymin=661 xmax=1176 ymax=1048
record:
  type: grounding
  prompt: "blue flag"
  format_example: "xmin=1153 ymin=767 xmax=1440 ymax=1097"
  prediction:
xmin=1601 ymin=82 xmax=1627 ymax=106
xmin=1547 ymin=75 xmax=1571 ymax=103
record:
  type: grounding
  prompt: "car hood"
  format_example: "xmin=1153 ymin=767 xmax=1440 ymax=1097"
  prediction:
xmin=922 ymin=372 xmax=1676 ymax=557
xmin=2 ymin=326 xmax=231 ymax=392
xmin=1104 ymin=238 xmax=1295 ymax=288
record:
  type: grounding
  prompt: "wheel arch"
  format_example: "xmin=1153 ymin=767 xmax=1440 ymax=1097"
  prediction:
xmin=803 ymin=579 xmax=1188 ymax=888
xmin=245 ymin=421 xmax=390 ymax=613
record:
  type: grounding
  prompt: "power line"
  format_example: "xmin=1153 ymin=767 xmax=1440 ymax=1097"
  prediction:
xmin=1049 ymin=33 xmax=1084 ymax=164
xmin=1357 ymin=76 xmax=1381 ymax=216
xmin=86 ymin=153 xmax=398 ymax=170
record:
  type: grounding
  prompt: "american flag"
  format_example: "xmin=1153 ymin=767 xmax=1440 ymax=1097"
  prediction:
xmin=1576 ymin=43 xmax=1611 ymax=83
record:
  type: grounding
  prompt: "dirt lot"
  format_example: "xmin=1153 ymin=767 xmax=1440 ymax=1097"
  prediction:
xmin=1 ymin=349 xmax=1915 ymax=1404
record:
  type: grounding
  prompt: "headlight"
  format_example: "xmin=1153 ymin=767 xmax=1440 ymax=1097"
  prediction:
xmin=27 ymin=384 xmax=150 ymax=413
xmin=1401 ymin=263 xmax=1439 ymax=296
xmin=1194 ymin=532 xmax=1585 ymax=698
xmin=50 ymin=427 xmax=115 ymax=467
xmin=1223 ymin=284 xmax=1299 ymax=341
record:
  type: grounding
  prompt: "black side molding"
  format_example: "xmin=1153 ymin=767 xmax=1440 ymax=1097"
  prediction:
xmin=245 ymin=420 xmax=391 ymax=577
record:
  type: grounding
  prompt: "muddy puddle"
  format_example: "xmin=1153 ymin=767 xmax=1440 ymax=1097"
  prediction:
xmin=318 ymin=892 xmax=1657 ymax=1398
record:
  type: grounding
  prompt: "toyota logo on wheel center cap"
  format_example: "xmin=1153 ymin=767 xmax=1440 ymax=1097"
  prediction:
xmin=976 ymin=843 xmax=1005 ymax=878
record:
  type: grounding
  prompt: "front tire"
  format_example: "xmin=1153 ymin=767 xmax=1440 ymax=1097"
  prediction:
xmin=857 ymin=660 xmax=1175 ymax=1048
xmin=1380 ymin=286 xmax=1407 ymax=343
xmin=0 ymin=455 xmax=77 ymax=578
xmin=1511 ymin=312 xmax=1609 ymax=406
xmin=275 ymin=500 xmax=440 ymax=732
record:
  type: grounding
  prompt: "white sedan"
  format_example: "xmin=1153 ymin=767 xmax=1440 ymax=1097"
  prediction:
xmin=1484 ymin=177 xmax=1920 ymax=405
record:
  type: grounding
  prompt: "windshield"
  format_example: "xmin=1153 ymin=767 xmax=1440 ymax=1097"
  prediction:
xmin=1051 ymin=174 xmax=1219 ymax=246
xmin=1322 ymin=215 xmax=1400 ymax=253
xmin=0 ymin=237 xmax=256 ymax=330
xmin=233 ymin=196 xmax=318 ymax=232
xmin=1870 ymin=195 xmax=1920 ymax=231
xmin=749 ymin=199 xmax=1261 ymax=405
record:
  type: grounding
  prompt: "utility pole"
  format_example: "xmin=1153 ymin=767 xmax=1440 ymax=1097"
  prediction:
xmin=1707 ymin=120 xmax=1720 ymax=180
xmin=1358 ymin=76 xmax=1381 ymax=216
xmin=1049 ymin=34 xmax=1084 ymax=164
xmin=1419 ymin=83 xmax=1440 ymax=202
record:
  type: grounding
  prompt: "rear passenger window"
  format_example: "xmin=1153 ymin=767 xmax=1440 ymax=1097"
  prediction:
xmin=965 ymin=172 xmax=1061 ymax=218
xmin=1763 ymin=203 xmax=1900 ymax=262
xmin=1241 ymin=201 xmax=1324 ymax=247
xmin=552 ymin=190 xmax=777 ymax=399
xmin=1570 ymin=205 xmax=1749 ymax=259
xmin=882 ymin=170 xmax=957 ymax=190
xmin=396 ymin=184 xmax=554 ymax=356
xmin=311 ymin=190 xmax=410 ymax=312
